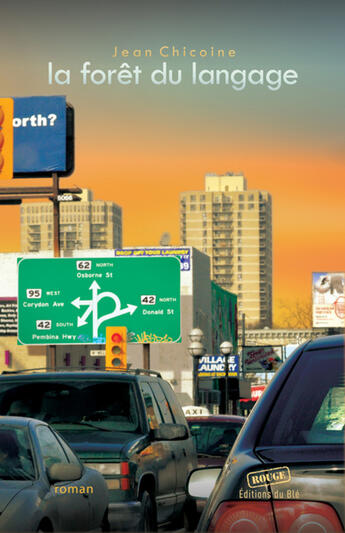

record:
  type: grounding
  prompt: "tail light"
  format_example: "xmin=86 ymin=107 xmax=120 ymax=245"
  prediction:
xmin=120 ymin=461 xmax=130 ymax=490
xmin=208 ymin=501 xmax=276 ymax=532
xmin=273 ymin=501 xmax=343 ymax=532
xmin=208 ymin=501 xmax=343 ymax=532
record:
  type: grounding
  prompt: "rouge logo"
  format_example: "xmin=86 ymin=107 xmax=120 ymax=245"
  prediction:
xmin=247 ymin=466 xmax=291 ymax=488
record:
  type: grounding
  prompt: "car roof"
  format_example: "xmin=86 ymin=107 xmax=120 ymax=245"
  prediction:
xmin=303 ymin=334 xmax=344 ymax=351
xmin=0 ymin=370 xmax=158 ymax=382
xmin=186 ymin=415 xmax=246 ymax=423
xmin=0 ymin=416 xmax=48 ymax=427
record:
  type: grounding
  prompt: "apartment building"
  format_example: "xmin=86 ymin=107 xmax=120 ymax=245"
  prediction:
xmin=20 ymin=189 xmax=122 ymax=252
xmin=180 ymin=173 xmax=272 ymax=327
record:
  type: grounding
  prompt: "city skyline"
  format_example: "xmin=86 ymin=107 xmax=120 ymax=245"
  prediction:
xmin=0 ymin=0 xmax=344 ymax=324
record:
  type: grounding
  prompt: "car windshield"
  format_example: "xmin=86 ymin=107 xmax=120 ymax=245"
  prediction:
xmin=0 ymin=425 xmax=35 ymax=480
xmin=0 ymin=380 xmax=140 ymax=433
xmin=189 ymin=421 xmax=243 ymax=457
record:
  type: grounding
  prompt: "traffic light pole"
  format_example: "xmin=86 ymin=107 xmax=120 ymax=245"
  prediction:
xmin=49 ymin=172 xmax=60 ymax=370
xmin=143 ymin=343 xmax=150 ymax=370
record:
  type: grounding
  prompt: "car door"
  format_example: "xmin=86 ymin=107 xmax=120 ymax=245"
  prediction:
xmin=140 ymin=381 xmax=177 ymax=524
xmin=150 ymin=381 xmax=187 ymax=513
xmin=55 ymin=432 xmax=108 ymax=531
xmin=35 ymin=425 xmax=91 ymax=532
xmin=159 ymin=381 xmax=196 ymax=507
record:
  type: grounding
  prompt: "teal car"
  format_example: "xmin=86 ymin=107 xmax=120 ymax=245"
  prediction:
xmin=0 ymin=417 xmax=108 ymax=532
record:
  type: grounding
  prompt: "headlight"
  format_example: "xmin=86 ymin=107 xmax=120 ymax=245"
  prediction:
xmin=86 ymin=463 xmax=121 ymax=475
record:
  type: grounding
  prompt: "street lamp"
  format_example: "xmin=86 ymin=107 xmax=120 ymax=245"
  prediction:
xmin=188 ymin=329 xmax=206 ymax=405
xmin=220 ymin=340 xmax=233 ymax=414
xmin=189 ymin=328 xmax=204 ymax=343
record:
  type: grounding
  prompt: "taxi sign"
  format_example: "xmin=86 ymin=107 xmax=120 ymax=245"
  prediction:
xmin=182 ymin=405 xmax=210 ymax=416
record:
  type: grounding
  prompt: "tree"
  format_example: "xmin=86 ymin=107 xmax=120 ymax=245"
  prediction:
xmin=273 ymin=298 xmax=312 ymax=329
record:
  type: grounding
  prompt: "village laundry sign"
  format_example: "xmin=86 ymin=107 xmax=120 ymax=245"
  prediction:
xmin=197 ymin=355 xmax=239 ymax=377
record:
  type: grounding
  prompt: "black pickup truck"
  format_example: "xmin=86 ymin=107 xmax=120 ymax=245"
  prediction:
xmin=0 ymin=369 xmax=198 ymax=531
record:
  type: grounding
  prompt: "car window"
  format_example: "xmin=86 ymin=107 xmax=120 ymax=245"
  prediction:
xmin=0 ymin=380 xmax=140 ymax=433
xmin=159 ymin=380 xmax=189 ymax=427
xmin=150 ymin=382 xmax=174 ymax=424
xmin=0 ymin=425 xmax=35 ymax=480
xmin=189 ymin=421 xmax=243 ymax=456
xmin=36 ymin=425 xmax=69 ymax=469
xmin=55 ymin=432 xmax=82 ymax=466
xmin=259 ymin=346 xmax=344 ymax=446
xmin=140 ymin=382 xmax=162 ymax=430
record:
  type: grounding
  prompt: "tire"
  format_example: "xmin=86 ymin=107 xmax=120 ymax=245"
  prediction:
xmin=138 ymin=490 xmax=157 ymax=532
xmin=101 ymin=509 xmax=110 ymax=532
xmin=171 ymin=499 xmax=198 ymax=532
xmin=37 ymin=520 xmax=53 ymax=533
xmin=183 ymin=499 xmax=198 ymax=532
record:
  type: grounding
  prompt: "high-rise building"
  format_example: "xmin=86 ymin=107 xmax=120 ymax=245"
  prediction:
xmin=20 ymin=189 xmax=122 ymax=252
xmin=180 ymin=173 xmax=272 ymax=327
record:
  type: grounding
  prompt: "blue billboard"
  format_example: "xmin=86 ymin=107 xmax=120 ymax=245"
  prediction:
xmin=13 ymin=96 xmax=67 ymax=174
xmin=198 ymin=355 xmax=239 ymax=377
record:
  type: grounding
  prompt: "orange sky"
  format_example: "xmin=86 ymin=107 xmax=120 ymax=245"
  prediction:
xmin=1 ymin=138 xmax=344 ymax=322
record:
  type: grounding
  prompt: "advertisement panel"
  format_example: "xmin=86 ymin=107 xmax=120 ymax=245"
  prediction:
xmin=312 ymin=272 xmax=345 ymax=328
xmin=198 ymin=354 xmax=239 ymax=377
xmin=114 ymin=247 xmax=191 ymax=270
xmin=242 ymin=345 xmax=283 ymax=373
xmin=251 ymin=385 xmax=266 ymax=401
xmin=12 ymin=96 xmax=67 ymax=175
xmin=0 ymin=297 xmax=17 ymax=336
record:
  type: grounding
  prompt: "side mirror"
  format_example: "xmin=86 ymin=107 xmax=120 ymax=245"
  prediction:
xmin=153 ymin=423 xmax=188 ymax=441
xmin=47 ymin=462 xmax=82 ymax=483
xmin=187 ymin=467 xmax=222 ymax=499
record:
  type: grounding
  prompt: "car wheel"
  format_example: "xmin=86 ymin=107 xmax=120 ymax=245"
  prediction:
xmin=138 ymin=490 xmax=157 ymax=532
xmin=172 ymin=499 xmax=198 ymax=532
xmin=37 ymin=519 xmax=53 ymax=532
xmin=101 ymin=509 xmax=110 ymax=532
xmin=183 ymin=499 xmax=198 ymax=532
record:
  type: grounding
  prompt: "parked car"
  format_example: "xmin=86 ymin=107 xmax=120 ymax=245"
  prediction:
xmin=187 ymin=415 xmax=246 ymax=467
xmin=0 ymin=416 xmax=108 ymax=532
xmin=0 ymin=369 xmax=197 ymax=531
xmin=188 ymin=334 xmax=345 ymax=532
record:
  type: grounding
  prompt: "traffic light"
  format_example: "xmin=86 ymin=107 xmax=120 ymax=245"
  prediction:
xmin=0 ymin=98 xmax=14 ymax=180
xmin=106 ymin=327 xmax=127 ymax=370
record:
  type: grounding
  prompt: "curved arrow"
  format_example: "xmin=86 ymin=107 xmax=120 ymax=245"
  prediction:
xmin=71 ymin=283 xmax=137 ymax=337
xmin=94 ymin=291 xmax=122 ymax=337
xmin=114 ymin=303 xmax=137 ymax=317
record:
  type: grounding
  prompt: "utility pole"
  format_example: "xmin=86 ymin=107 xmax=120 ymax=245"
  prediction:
xmin=0 ymin=180 xmax=82 ymax=371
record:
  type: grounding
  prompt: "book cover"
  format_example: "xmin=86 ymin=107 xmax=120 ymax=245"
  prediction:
xmin=1 ymin=0 xmax=343 ymax=329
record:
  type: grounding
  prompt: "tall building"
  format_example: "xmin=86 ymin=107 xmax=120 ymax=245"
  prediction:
xmin=20 ymin=189 xmax=122 ymax=252
xmin=180 ymin=173 xmax=272 ymax=327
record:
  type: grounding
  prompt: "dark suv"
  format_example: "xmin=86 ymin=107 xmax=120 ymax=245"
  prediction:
xmin=0 ymin=369 xmax=197 ymax=531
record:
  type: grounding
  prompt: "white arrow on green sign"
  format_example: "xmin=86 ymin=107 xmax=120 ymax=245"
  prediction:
xmin=18 ymin=257 xmax=181 ymax=345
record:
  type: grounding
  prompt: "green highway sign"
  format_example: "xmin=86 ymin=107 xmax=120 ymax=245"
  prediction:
xmin=18 ymin=257 xmax=181 ymax=345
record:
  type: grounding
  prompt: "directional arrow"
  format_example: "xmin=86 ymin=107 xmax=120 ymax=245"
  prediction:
xmin=71 ymin=296 xmax=92 ymax=309
xmin=77 ymin=306 xmax=93 ymax=327
xmin=114 ymin=303 xmax=137 ymax=317
xmin=71 ymin=281 xmax=137 ymax=337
